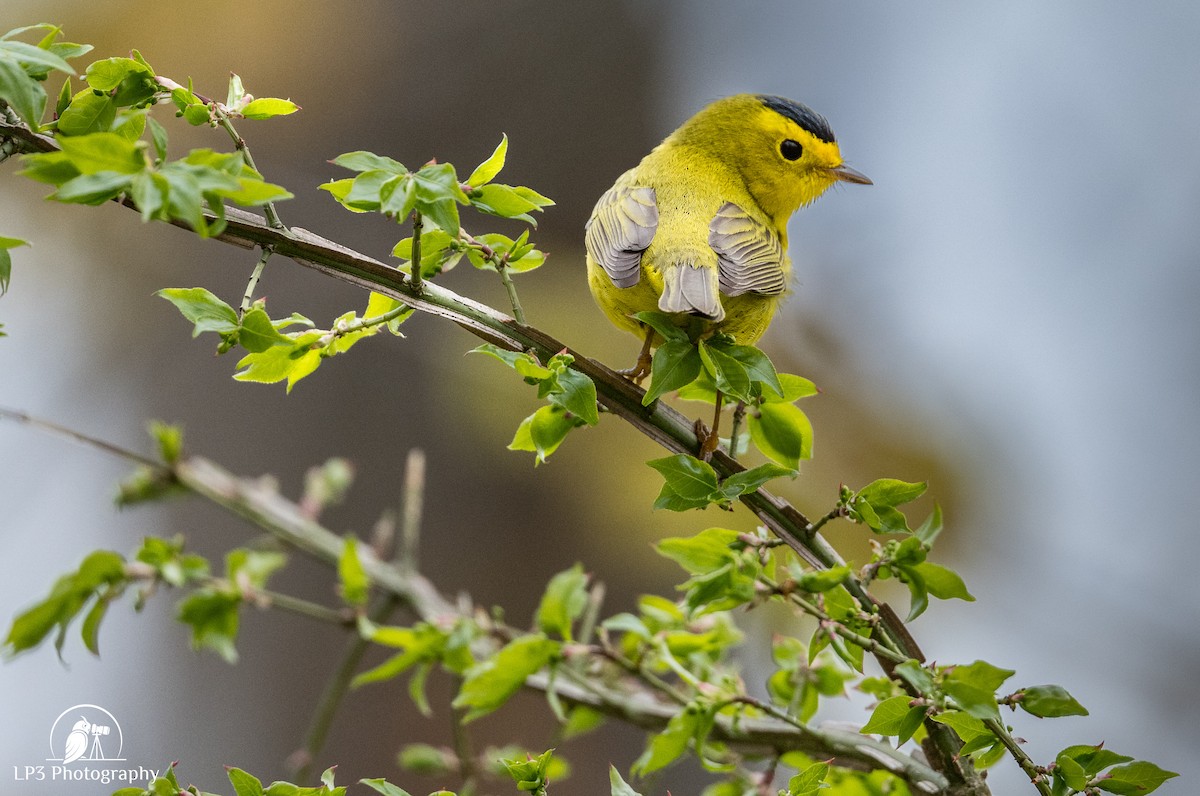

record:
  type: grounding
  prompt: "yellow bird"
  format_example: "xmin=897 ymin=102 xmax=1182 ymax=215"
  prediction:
xmin=585 ymin=93 xmax=870 ymax=455
xmin=586 ymin=93 xmax=870 ymax=370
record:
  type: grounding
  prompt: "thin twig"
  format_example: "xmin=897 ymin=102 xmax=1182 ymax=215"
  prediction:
xmin=241 ymin=245 xmax=274 ymax=314
xmin=293 ymin=449 xmax=428 ymax=781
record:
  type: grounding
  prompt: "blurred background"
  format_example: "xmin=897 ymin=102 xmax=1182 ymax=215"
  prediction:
xmin=2 ymin=1 xmax=1197 ymax=793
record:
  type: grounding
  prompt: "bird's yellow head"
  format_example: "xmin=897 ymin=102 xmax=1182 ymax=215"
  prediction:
xmin=669 ymin=93 xmax=871 ymax=227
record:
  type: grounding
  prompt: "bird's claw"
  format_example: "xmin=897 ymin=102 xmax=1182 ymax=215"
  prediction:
xmin=617 ymin=354 xmax=653 ymax=384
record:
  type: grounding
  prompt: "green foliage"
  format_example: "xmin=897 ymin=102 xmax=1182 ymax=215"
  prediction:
xmin=0 ymin=234 xmax=28 ymax=297
xmin=1 ymin=23 xmax=1178 ymax=796
xmin=501 ymin=748 xmax=556 ymax=795
xmin=3 ymin=550 xmax=125 ymax=658
xmin=0 ymin=24 xmax=88 ymax=129
xmin=648 ymin=453 xmax=794 ymax=511
xmin=472 ymin=344 xmax=599 ymax=462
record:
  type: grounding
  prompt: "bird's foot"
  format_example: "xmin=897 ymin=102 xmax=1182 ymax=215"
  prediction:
xmin=617 ymin=353 xmax=653 ymax=384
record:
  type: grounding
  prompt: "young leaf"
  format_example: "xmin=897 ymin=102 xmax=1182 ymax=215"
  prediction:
xmin=468 ymin=134 xmax=508 ymax=186
xmin=453 ymin=634 xmax=559 ymax=722
xmin=1017 ymin=684 xmax=1088 ymax=718
xmin=784 ymin=761 xmax=830 ymax=796
xmin=240 ymin=97 xmax=300 ymax=119
xmin=0 ymin=235 xmax=29 ymax=296
xmin=632 ymin=310 xmax=688 ymax=343
xmin=237 ymin=307 xmax=290 ymax=352
xmin=157 ymin=287 xmax=239 ymax=336
xmin=698 ymin=340 xmax=751 ymax=403
xmin=643 ymin=339 xmax=702 ymax=405
xmin=1095 ymin=761 xmax=1178 ymax=795
xmin=338 ymin=536 xmax=370 ymax=608
xmin=655 ymin=527 xmax=740 ymax=575
xmin=548 ymin=367 xmax=599 ymax=426
xmin=609 ymin=766 xmax=643 ymax=796
xmin=719 ymin=462 xmax=795 ymax=500
xmin=536 ymin=563 xmax=588 ymax=641
xmin=647 ymin=454 xmax=720 ymax=501
xmin=748 ymin=401 xmax=813 ymax=468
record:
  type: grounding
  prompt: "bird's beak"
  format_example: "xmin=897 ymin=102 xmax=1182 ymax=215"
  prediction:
xmin=829 ymin=164 xmax=872 ymax=185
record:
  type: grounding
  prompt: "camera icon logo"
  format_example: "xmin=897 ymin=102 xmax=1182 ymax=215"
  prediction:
xmin=48 ymin=704 xmax=124 ymax=764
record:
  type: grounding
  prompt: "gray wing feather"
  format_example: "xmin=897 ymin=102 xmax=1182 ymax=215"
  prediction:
xmin=585 ymin=185 xmax=658 ymax=288
xmin=659 ymin=264 xmax=725 ymax=321
xmin=709 ymin=202 xmax=787 ymax=296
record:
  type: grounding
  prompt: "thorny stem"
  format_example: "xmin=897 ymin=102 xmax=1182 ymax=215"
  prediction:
xmin=240 ymin=245 xmax=274 ymax=314
xmin=212 ymin=107 xmax=284 ymax=231
xmin=409 ymin=212 xmax=424 ymax=293
xmin=985 ymin=717 xmax=1054 ymax=796
xmin=729 ymin=400 xmax=747 ymax=460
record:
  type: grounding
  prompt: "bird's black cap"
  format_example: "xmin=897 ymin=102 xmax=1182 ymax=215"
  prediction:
xmin=757 ymin=95 xmax=836 ymax=143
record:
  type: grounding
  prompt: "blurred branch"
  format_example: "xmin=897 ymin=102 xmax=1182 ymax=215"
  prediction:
xmin=171 ymin=454 xmax=948 ymax=793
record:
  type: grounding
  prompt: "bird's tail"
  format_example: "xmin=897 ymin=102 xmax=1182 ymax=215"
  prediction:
xmin=659 ymin=264 xmax=725 ymax=322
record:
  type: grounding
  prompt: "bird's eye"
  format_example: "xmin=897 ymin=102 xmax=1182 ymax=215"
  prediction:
xmin=779 ymin=139 xmax=803 ymax=161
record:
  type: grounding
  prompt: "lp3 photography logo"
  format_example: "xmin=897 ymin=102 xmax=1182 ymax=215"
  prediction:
xmin=12 ymin=703 xmax=159 ymax=788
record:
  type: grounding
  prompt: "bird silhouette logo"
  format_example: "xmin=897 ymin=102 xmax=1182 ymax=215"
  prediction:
xmin=48 ymin=704 xmax=124 ymax=763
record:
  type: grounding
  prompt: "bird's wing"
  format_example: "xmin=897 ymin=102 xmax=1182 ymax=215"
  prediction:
xmin=63 ymin=731 xmax=87 ymax=764
xmin=709 ymin=202 xmax=787 ymax=296
xmin=584 ymin=184 xmax=658 ymax=288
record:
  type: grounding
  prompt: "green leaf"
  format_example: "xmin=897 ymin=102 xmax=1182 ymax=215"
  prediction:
xmin=609 ymin=766 xmax=643 ymax=796
xmin=226 ymin=767 xmax=265 ymax=796
xmin=633 ymin=706 xmax=698 ymax=775
xmin=56 ymin=131 xmax=145 ymax=174
xmin=948 ymin=659 xmax=1016 ymax=693
xmin=157 ymin=287 xmax=239 ymax=336
xmin=468 ymin=134 xmax=508 ymax=186
xmin=536 ymin=563 xmax=588 ymax=641
xmin=53 ymin=171 xmax=131 ymax=204
xmin=647 ymin=454 xmax=720 ymax=501
xmin=509 ymin=404 xmax=581 ymax=463
xmin=0 ymin=236 xmax=28 ymax=296
xmin=0 ymin=58 xmax=46 ymax=127
xmin=4 ymin=550 xmax=126 ymax=657
xmin=930 ymin=710 xmax=992 ymax=742
xmin=471 ymin=182 xmax=543 ymax=223
xmin=1096 ymin=761 xmax=1179 ymax=795
xmin=548 ymin=367 xmax=599 ymax=425
xmin=785 ymin=761 xmax=830 ymax=796
xmin=237 ymin=307 xmax=290 ymax=352
xmin=719 ymin=462 xmax=795 ymax=500
xmin=0 ymin=39 xmax=75 ymax=75
xmin=698 ymin=340 xmax=752 ymax=403
xmin=453 ymin=634 xmax=559 ymax=721
xmin=1056 ymin=744 xmax=1133 ymax=776
xmin=338 ymin=536 xmax=370 ymax=608
xmin=240 ymin=97 xmax=300 ymax=119
xmin=748 ymin=401 xmax=813 ymax=468
xmin=656 ymin=527 xmax=740 ymax=575
xmin=710 ymin=341 xmax=785 ymax=399
xmin=332 ymin=150 xmax=407 ymax=174
xmin=84 ymin=57 xmax=152 ymax=92
xmin=1017 ymin=684 xmax=1088 ymax=718
xmin=643 ymin=339 xmax=702 ymax=405
xmin=56 ymin=90 xmax=115 ymax=136
xmin=233 ymin=333 xmax=323 ymax=393
xmin=359 ymin=779 xmax=414 ymax=796
xmin=795 ymin=565 xmax=851 ymax=593
xmin=860 ymin=695 xmax=920 ymax=737
xmin=857 ymin=478 xmax=927 ymax=509
xmin=912 ymin=561 xmax=974 ymax=603
xmin=914 ymin=504 xmax=944 ymax=546
xmin=632 ymin=310 xmax=688 ymax=343
xmin=148 ymin=420 xmax=184 ymax=464
xmin=177 ymin=587 xmax=241 ymax=663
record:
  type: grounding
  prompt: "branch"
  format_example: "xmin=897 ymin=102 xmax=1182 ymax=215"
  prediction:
xmin=0 ymin=115 xmax=973 ymax=790
xmin=169 ymin=454 xmax=949 ymax=794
